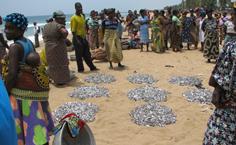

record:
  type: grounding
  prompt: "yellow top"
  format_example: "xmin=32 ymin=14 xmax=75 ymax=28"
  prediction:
xmin=70 ymin=14 xmax=86 ymax=38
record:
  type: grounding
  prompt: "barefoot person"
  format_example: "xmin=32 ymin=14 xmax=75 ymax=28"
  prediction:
xmin=43 ymin=10 xmax=71 ymax=85
xmin=4 ymin=13 xmax=54 ymax=145
xmin=102 ymin=8 xmax=124 ymax=69
xmin=201 ymin=9 xmax=219 ymax=63
xmin=138 ymin=9 xmax=150 ymax=52
xmin=71 ymin=2 xmax=98 ymax=72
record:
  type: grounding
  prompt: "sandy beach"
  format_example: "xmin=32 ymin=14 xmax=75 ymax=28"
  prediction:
xmin=39 ymin=35 xmax=217 ymax=145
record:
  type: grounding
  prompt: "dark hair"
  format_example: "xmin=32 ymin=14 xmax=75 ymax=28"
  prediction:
xmin=172 ymin=9 xmax=178 ymax=16
xmin=139 ymin=9 xmax=145 ymax=15
xmin=160 ymin=10 xmax=165 ymax=16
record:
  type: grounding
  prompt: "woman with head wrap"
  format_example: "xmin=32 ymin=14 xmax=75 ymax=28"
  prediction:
xmin=202 ymin=7 xmax=236 ymax=145
xmin=102 ymin=8 xmax=124 ymax=69
xmin=43 ymin=10 xmax=72 ymax=85
xmin=201 ymin=9 xmax=219 ymax=63
xmin=4 ymin=13 xmax=54 ymax=145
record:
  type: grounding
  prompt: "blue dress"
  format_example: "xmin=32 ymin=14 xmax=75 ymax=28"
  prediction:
xmin=0 ymin=76 xmax=18 ymax=145
xmin=139 ymin=16 xmax=149 ymax=44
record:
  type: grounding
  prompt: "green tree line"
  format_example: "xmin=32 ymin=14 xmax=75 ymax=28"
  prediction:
xmin=165 ymin=0 xmax=232 ymax=10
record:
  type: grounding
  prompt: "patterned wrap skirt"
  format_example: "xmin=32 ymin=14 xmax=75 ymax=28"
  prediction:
xmin=10 ymin=92 xmax=54 ymax=145
xmin=203 ymin=108 xmax=236 ymax=145
xmin=104 ymin=29 xmax=123 ymax=63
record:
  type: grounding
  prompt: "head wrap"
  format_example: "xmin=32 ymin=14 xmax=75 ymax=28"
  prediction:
xmin=4 ymin=13 xmax=28 ymax=31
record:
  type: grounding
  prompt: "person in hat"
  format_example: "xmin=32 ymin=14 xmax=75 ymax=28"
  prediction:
xmin=71 ymin=2 xmax=98 ymax=72
xmin=201 ymin=9 xmax=219 ymax=63
xmin=202 ymin=7 xmax=236 ymax=145
xmin=43 ymin=10 xmax=72 ymax=85
xmin=4 ymin=13 xmax=54 ymax=145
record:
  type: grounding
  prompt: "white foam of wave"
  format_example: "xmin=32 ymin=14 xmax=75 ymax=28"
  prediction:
xmin=28 ymin=21 xmax=71 ymax=28
xmin=7 ymin=28 xmax=71 ymax=46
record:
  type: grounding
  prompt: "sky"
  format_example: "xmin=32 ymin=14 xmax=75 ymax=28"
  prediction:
xmin=0 ymin=0 xmax=181 ymax=16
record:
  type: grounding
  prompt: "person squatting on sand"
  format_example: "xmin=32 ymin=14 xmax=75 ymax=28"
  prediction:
xmin=71 ymin=2 xmax=98 ymax=72
xmin=3 ymin=13 xmax=54 ymax=145
xmin=102 ymin=8 xmax=124 ymax=69
xmin=43 ymin=10 xmax=72 ymax=86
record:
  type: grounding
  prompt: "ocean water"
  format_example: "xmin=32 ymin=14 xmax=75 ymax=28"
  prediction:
xmin=0 ymin=14 xmax=80 ymax=44
xmin=0 ymin=13 xmax=127 ymax=44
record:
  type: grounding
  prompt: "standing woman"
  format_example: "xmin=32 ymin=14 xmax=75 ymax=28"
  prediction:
xmin=202 ymin=9 xmax=219 ymax=63
xmin=151 ymin=10 xmax=165 ymax=53
xmin=203 ymin=7 xmax=236 ymax=145
xmin=138 ymin=9 xmax=150 ymax=52
xmin=43 ymin=10 xmax=71 ymax=85
xmin=4 ymin=13 xmax=54 ymax=145
xmin=102 ymin=8 xmax=124 ymax=69
xmin=199 ymin=11 xmax=206 ymax=51
xmin=170 ymin=9 xmax=182 ymax=52
xmin=87 ymin=10 xmax=99 ymax=50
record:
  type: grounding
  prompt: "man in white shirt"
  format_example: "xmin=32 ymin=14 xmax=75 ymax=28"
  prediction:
xmin=33 ymin=22 xmax=40 ymax=48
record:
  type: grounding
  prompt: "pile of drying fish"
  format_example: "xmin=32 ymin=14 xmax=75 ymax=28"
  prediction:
xmin=127 ymin=74 xmax=157 ymax=84
xmin=130 ymin=103 xmax=176 ymax=127
xmin=169 ymin=76 xmax=202 ymax=86
xmin=69 ymin=86 xmax=109 ymax=99
xmin=52 ymin=102 xmax=99 ymax=123
xmin=84 ymin=73 xmax=116 ymax=84
xmin=183 ymin=88 xmax=213 ymax=104
xmin=128 ymin=85 xmax=168 ymax=102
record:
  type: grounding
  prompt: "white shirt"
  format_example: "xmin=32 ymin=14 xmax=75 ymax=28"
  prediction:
xmin=225 ymin=20 xmax=236 ymax=34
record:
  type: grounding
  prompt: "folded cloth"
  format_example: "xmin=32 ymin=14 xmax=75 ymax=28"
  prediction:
xmin=53 ymin=113 xmax=85 ymax=138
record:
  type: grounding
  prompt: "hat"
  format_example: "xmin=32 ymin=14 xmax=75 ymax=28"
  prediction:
xmin=53 ymin=10 xmax=66 ymax=19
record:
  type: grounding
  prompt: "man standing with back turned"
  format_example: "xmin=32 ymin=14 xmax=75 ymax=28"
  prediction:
xmin=71 ymin=2 xmax=98 ymax=72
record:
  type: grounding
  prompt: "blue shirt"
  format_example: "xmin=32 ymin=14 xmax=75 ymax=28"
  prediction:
xmin=0 ymin=76 xmax=18 ymax=145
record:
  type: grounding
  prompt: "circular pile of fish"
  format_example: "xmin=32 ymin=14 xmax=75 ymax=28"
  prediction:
xmin=183 ymin=88 xmax=213 ymax=104
xmin=169 ymin=76 xmax=202 ymax=86
xmin=84 ymin=73 xmax=116 ymax=84
xmin=128 ymin=86 xmax=168 ymax=102
xmin=127 ymin=74 xmax=157 ymax=84
xmin=52 ymin=102 xmax=99 ymax=123
xmin=130 ymin=103 xmax=176 ymax=127
xmin=69 ymin=86 xmax=109 ymax=99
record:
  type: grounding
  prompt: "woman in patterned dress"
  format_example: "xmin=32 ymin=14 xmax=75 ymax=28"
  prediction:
xmin=201 ymin=9 xmax=219 ymax=63
xmin=203 ymin=8 xmax=236 ymax=145
xmin=4 ymin=13 xmax=54 ymax=145
xmin=170 ymin=9 xmax=182 ymax=52
xmin=151 ymin=10 xmax=165 ymax=53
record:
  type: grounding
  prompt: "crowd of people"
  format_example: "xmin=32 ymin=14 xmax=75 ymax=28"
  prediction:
xmin=0 ymin=1 xmax=236 ymax=145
